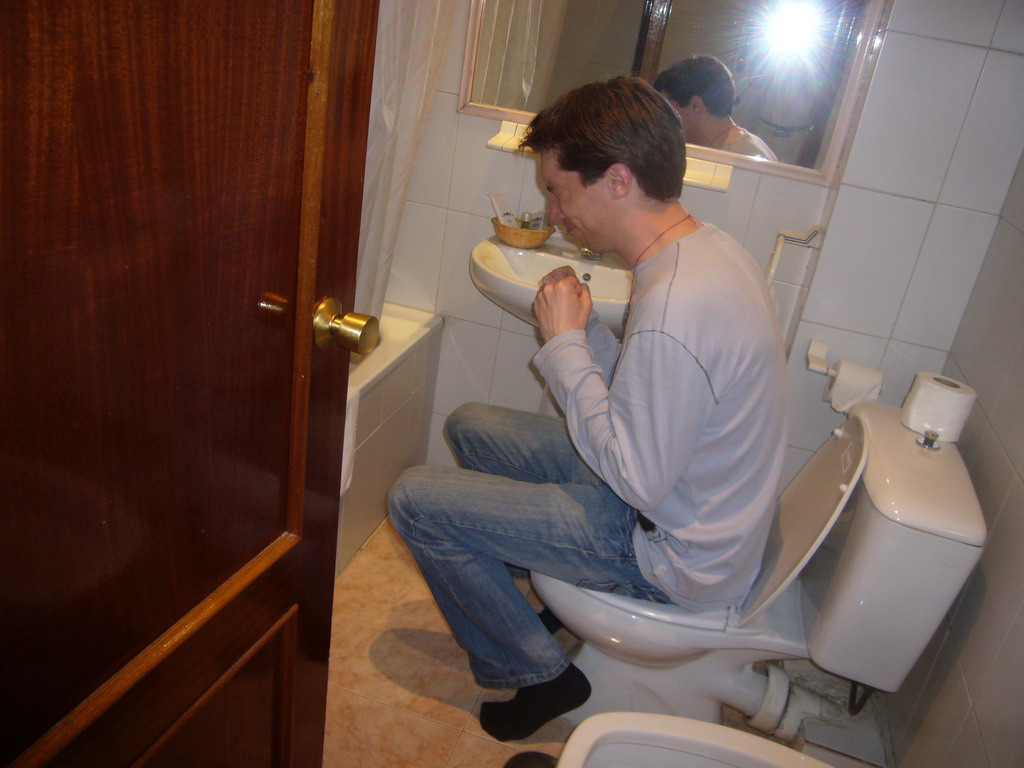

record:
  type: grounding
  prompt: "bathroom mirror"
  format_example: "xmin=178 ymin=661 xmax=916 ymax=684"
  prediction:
xmin=460 ymin=0 xmax=890 ymax=185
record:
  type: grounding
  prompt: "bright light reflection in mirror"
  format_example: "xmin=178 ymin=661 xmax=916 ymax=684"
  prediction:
xmin=758 ymin=1 xmax=826 ymax=62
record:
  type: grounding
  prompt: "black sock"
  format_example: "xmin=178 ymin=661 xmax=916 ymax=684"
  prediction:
xmin=479 ymin=664 xmax=591 ymax=741
xmin=503 ymin=752 xmax=557 ymax=768
xmin=538 ymin=607 xmax=563 ymax=634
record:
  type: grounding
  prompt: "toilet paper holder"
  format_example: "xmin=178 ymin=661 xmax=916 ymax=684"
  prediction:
xmin=807 ymin=340 xmax=884 ymax=414
xmin=807 ymin=340 xmax=836 ymax=377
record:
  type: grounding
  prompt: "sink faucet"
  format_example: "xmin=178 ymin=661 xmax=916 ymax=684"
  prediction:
xmin=580 ymin=248 xmax=602 ymax=261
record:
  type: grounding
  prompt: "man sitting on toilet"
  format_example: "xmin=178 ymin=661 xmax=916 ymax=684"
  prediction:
xmin=388 ymin=77 xmax=787 ymax=742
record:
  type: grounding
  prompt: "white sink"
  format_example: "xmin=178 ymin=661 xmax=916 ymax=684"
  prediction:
xmin=470 ymin=236 xmax=632 ymax=336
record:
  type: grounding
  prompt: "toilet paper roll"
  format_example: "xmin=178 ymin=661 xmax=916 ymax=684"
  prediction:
xmin=825 ymin=359 xmax=883 ymax=413
xmin=901 ymin=372 xmax=976 ymax=442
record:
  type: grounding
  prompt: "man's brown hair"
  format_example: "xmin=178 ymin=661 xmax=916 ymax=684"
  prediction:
xmin=521 ymin=77 xmax=686 ymax=201
xmin=654 ymin=55 xmax=736 ymax=117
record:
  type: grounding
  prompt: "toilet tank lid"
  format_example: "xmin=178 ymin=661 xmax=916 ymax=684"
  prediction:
xmin=736 ymin=413 xmax=868 ymax=627
xmin=849 ymin=402 xmax=986 ymax=547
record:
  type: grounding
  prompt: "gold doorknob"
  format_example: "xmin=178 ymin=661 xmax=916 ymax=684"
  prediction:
xmin=313 ymin=298 xmax=379 ymax=355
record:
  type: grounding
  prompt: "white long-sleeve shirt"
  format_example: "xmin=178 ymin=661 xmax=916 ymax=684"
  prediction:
xmin=534 ymin=224 xmax=787 ymax=610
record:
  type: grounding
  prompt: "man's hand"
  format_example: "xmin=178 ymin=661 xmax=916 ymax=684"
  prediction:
xmin=533 ymin=266 xmax=592 ymax=343
xmin=538 ymin=265 xmax=577 ymax=286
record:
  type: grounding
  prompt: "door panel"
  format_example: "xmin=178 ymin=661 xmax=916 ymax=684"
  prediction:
xmin=0 ymin=0 xmax=379 ymax=764
xmin=34 ymin=556 xmax=298 ymax=766
xmin=143 ymin=609 xmax=298 ymax=768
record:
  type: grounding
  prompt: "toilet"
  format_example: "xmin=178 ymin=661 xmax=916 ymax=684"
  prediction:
xmin=532 ymin=401 xmax=986 ymax=736
xmin=556 ymin=712 xmax=833 ymax=768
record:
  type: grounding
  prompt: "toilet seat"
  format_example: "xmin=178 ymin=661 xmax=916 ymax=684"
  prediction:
xmin=532 ymin=415 xmax=867 ymax=664
xmin=533 ymin=569 xmax=808 ymax=664
xmin=581 ymin=590 xmax=731 ymax=630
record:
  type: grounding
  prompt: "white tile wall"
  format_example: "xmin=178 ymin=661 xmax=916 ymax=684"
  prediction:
xmin=436 ymin=0 xmax=469 ymax=93
xmin=891 ymin=134 xmax=1024 ymax=768
xmin=770 ymin=279 xmax=802 ymax=351
xmin=436 ymin=210 xmax=503 ymax=326
xmin=892 ymin=206 xmax=996 ymax=350
xmin=742 ymin=175 xmax=830 ymax=265
xmin=951 ymin=458 xmax=1023 ymax=688
xmin=842 ymin=33 xmax=987 ymax=201
xmin=878 ymin=341 xmax=950 ymax=406
xmin=431 ymin=316 xmax=499 ymax=416
xmin=1002 ymin=154 xmax=1024 ymax=234
xmin=448 ymin=115 xmax=531 ymax=219
xmin=426 ymin=411 xmax=456 ymax=468
xmin=771 ymin=242 xmax=815 ymax=287
xmin=991 ymin=339 xmax=1024 ymax=477
xmin=887 ymin=0 xmax=1006 ymax=46
xmin=386 ymin=200 xmax=447 ymax=312
xmin=680 ymin=168 xmax=761 ymax=249
xmin=963 ymin=422 xmax=1016 ymax=531
xmin=802 ymin=186 xmax=933 ymax=338
xmin=992 ymin=0 xmax=1024 ymax=54
xmin=940 ymin=50 xmax=1024 ymax=214
xmin=896 ymin=648 xmax=973 ymax=768
xmin=949 ymin=219 xmax=1024 ymax=413
xmin=489 ymin=328 xmax=548 ymax=413
xmin=375 ymin=0 xmax=1024 ymax=764
xmin=886 ymin=622 xmax=949 ymax=761
xmin=973 ymin=591 xmax=1024 ymax=767
xmin=944 ymin=713 xmax=987 ymax=768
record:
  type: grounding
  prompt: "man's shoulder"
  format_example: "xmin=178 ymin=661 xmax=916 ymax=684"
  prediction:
xmin=673 ymin=226 xmax=761 ymax=286
xmin=725 ymin=130 xmax=778 ymax=162
xmin=635 ymin=227 xmax=776 ymax=334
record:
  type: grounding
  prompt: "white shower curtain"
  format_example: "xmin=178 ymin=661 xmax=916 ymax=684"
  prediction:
xmin=355 ymin=0 xmax=460 ymax=321
xmin=474 ymin=0 xmax=569 ymax=112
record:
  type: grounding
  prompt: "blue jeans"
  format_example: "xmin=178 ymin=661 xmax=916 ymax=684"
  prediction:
xmin=387 ymin=402 xmax=670 ymax=689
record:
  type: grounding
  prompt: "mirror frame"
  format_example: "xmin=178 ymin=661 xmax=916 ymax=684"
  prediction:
xmin=459 ymin=0 xmax=891 ymax=187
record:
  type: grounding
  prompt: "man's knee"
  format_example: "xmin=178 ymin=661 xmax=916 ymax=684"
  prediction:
xmin=444 ymin=401 xmax=492 ymax=447
xmin=387 ymin=465 xmax=434 ymax=532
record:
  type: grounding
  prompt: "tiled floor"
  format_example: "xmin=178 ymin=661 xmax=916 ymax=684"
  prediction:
xmin=322 ymin=519 xmax=886 ymax=768
xmin=322 ymin=519 xmax=577 ymax=768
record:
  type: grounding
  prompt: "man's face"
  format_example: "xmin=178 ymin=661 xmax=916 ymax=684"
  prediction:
xmin=539 ymin=151 xmax=609 ymax=250
xmin=667 ymin=97 xmax=699 ymax=144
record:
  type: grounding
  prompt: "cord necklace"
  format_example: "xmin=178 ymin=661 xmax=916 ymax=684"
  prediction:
xmin=707 ymin=123 xmax=734 ymax=149
xmin=633 ymin=213 xmax=695 ymax=267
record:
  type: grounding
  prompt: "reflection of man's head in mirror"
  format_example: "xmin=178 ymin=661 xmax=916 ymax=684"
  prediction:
xmin=654 ymin=55 xmax=777 ymax=163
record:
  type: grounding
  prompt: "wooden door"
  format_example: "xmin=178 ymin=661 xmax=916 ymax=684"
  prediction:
xmin=0 ymin=0 xmax=379 ymax=764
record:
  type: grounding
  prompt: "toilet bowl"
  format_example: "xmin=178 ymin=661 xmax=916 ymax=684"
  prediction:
xmin=533 ymin=402 xmax=987 ymax=736
xmin=556 ymin=712 xmax=833 ymax=768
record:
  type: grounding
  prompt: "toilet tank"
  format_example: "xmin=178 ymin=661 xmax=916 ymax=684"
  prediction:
xmin=800 ymin=403 xmax=986 ymax=692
